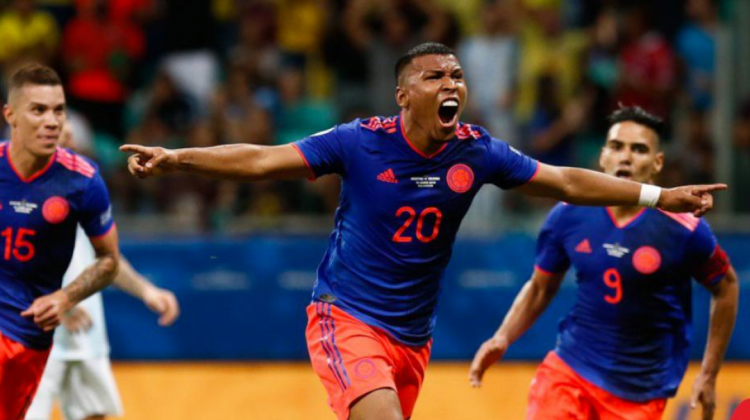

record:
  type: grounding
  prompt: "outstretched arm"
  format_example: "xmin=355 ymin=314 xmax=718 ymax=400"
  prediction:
xmin=517 ymin=163 xmax=726 ymax=217
xmin=469 ymin=269 xmax=565 ymax=387
xmin=119 ymin=143 xmax=311 ymax=181
xmin=691 ymin=266 xmax=739 ymax=420
xmin=21 ymin=227 xmax=120 ymax=331
xmin=113 ymin=257 xmax=180 ymax=326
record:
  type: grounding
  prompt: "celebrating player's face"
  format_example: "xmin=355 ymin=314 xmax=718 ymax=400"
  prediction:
xmin=397 ymin=54 xmax=467 ymax=141
xmin=600 ymin=121 xmax=664 ymax=184
xmin=4 ymin=84 xmax=66 ymax=158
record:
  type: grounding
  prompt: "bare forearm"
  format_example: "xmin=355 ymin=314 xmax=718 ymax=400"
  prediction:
xmin=62 ymin=254 xmax=119 ymax=305
xmin=112 ymin=257 xmax=151 ymax=300
xmin=555 ymin=167 xmax=642 ymax=206
xmin=494 ymin=279 xmax=560 ymax=343
xmin=175 ymin=145 xmax=269 ymax=180
xmin=701 ymin=273 xmax=739 ymax=377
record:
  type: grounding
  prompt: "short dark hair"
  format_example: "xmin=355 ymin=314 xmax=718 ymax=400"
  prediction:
xmin=607 ymin=105 xmax=664 ymax=137
xmin=395 ymin=42 xmax=455 ymax=84
xmin=9 ymin=63 xmax=62 ymax=92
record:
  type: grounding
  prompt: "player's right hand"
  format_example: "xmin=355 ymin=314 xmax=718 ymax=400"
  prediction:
xmin=62 ymin=306 xmax=93 ymax=333
xmin=119 ymin=144 xmax=178 ymax=178
xmin=20 ymin=290 xmax=73 ymax=332
xmin=469 ymin=335 xmax=509 ymax=388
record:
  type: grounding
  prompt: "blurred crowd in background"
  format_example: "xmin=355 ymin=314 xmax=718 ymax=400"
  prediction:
xmin=0 ymin=0 xmax=748 ymax=233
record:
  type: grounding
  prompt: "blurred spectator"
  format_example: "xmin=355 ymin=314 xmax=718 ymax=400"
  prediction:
xmin=734 ymin=98 xmax=750 ymax=212
xmin=615 ymin=2 xmax=676 ymax=123
xmin=345 ymin=0 xmax=453 ymax=115
xmin=126 ymin=70 xmax=196 ymax=136
xmin=458 ymin=0 xmax=518 ymax=144
xmin=514 ymin=0 xmax=588 ymax=125
xmin=62 ymin=0 xmax=145 ymax=139
xmin=675 ymin=0 xmax=719 ymax=111
xmin=0 ymin=0 xmax=59 ymax=71
xmin=276 ymin=0 xmax=327 ymax=67
xmin=322 ymin=0 xmax=370 ymax=116
xmin=671 ymin=108 xmax=715 ymax=185
xmin=583 ymin=5 xmax=619 ymax=135
xmin=229 ymin=5 xmax=280 ymax=88
xmin=525 ymin=75 xmax=588 ymax=166
xmin=275 ymin=66 xmax=337 ymax=145
xmin=158 ymin=0 xmax=220 ymax=113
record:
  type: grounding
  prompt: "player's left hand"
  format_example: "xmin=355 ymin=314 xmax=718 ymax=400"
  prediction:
xmin=657 ymin=184 xmax=727 ymax=217
xmin=20 ymin=290 xmax=73 ymax=332
xmin=142 ymin=285 xmax=180 ymax=326
xmin=469 ymin=335 xmax=510 ymax=388
xmin=690 ymin=372 xmax=717 ymax=420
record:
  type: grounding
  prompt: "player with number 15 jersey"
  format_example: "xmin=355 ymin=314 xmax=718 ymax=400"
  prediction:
xmin=0 ymin=64 xmax=119 ymax=420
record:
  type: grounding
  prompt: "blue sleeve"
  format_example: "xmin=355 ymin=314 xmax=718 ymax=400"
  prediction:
xmin=78 ymin=172 xmax=114 ymax=238
xmin=487 ymin=137 xmax=539 ymax=189
xmin=686 ymin=220 xmax=728 ymax=286
xmin=534 ymin=204 xmax=570 ymax=274
xmin=292 ymin=120 xmax=359 ymax=179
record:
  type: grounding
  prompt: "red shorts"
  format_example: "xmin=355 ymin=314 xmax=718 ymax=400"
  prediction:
xmin=0 ymin=329 xmax=51 ymax=420
xmin=306 ymin=302 xmax=432 ymax=420
xmin=526 ymin=352 xmax=667 ymax=420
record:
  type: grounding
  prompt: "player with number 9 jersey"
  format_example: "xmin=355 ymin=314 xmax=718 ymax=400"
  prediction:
xmin=469 ymin=106 xmax=737 ymax=420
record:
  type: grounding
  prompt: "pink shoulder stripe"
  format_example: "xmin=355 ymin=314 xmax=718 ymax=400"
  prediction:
xmin=56 ymin=152 xmax=96 ymax=178
xmin=657 ymin=210 xmax=700 ymax=232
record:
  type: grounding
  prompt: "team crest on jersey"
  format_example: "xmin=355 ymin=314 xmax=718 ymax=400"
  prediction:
xmin=10 ymin=199 xmax=38 ymax=214
xmin=43 ymin=196 xmax=70 ymax=224
xmin=603 ymin=243 xmax=630 ymax=258
xmin=447 ymin=164 xmax=474 ymax=193
xmin=633 ymin=246 xmax=661 ymax=274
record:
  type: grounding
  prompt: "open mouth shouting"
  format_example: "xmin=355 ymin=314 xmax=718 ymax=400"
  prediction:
xmin=438 ymin=98 xmax=459 ymax=128
xmin=615 ymin=169 xmax=633 ymax=179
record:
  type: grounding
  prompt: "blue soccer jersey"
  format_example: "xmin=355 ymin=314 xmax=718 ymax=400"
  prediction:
xmin=294 ymin=115 xmax=538 ymax=345
xmin=535 ymin=203 xmax=730 ymax=402
xmin=0 ymin=142 xmax=114 ymax=349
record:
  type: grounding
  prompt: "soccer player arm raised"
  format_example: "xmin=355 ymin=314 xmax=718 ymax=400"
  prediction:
xmin=469 ymin=268 xmax=565 ymax=387
xmin=120 ymin=143 xmax=311 ymax=181
xmin=517 ymin=162 xmax=726 ymax=217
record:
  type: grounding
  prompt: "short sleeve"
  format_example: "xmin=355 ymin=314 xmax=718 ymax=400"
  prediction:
xmin=486 ymin=137 xmax=539 ymax=189
xmin=534 ymin=204 xmax=571 ymax=274
xmin=78 ymin=172 xmax=114 ymax=238
xmin=685 ymin=220 xmax=729 ymax=286
xmin=292 ymin=120 xmax=359 ymax=179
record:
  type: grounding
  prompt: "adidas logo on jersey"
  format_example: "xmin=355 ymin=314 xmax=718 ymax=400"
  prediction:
xmin=575 ymin=239 xmax=592 ymax=253
xmin=377 ymin=169 xmax=398 ymax=183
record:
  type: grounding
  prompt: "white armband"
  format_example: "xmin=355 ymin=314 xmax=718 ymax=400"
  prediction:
xmin=638 ymin=184 xmax=662 ymax=208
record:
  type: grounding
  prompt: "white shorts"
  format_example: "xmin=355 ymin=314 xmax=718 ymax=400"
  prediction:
xmin=25 ymin=357 xmax=123 ymax=420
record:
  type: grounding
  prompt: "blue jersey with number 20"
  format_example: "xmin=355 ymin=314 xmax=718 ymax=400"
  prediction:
xmin=294 ymin=115 xmax=538 ymax=345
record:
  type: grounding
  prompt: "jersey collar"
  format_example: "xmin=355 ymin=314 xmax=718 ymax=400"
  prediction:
xmin=398 ymin=112 xmax=450 ymax=160
xmin=6 ymin=142 xmax=57 ymax=183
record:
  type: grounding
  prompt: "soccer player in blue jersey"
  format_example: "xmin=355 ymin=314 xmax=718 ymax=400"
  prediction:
xmin=469 ymin=106 xmax=739 ymax=420
xmin=121 ymin=43 xmax=726 ymax=420
xmin=0 ymin=64 xmax=120 ymax=420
